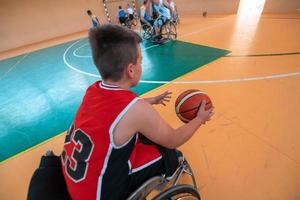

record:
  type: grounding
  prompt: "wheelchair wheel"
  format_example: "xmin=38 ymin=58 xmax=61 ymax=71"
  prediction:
xmin=173 ymin=15 xmax=180 ymax=25
xmin=153 ymin=184 xmax=200 ymax=200
xmin=142 ymin=24 xmax=153 ymax=40
xmin=161 ymin=22 xmax=177 ymax=40
xmin=125 ymin=18 xmax=132 ymax=29
xmin=132 ymin=17 xmax=138 ymax=26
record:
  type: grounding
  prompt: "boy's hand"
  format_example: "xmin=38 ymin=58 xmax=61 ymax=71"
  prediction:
xmin=152 ymin=91 xmax=172 ymax=106
xmin=196 ymin=100 xmax=214 ymax=124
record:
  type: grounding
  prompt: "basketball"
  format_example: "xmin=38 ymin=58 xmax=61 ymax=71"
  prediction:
xmin=175 ymin=89 xmax=212 ymax=123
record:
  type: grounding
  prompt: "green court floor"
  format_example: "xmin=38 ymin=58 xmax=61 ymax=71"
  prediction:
xmin=0 ymin=38 xmax=229 ymax=162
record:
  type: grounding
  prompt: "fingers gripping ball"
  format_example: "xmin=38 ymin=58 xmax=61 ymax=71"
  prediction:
xmin=175 ymin=89 xmax=212 ymax=123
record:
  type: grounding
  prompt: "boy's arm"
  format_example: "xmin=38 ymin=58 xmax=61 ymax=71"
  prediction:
xmin=146 ymin=1 xmax=153 ymax=18
xmin=162 ymin=0 xmax=173 ymax=17
xmin=127 ymin=99 xmax=213 ymax=149
xmin=163 ymin=0 xmax=172 ymax=11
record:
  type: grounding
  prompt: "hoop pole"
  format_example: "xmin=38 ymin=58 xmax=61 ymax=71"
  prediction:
xmin=131 ymin=0 xmax=138 ymax=18
xmin=102 ymin=0 xmax=112 ymax=23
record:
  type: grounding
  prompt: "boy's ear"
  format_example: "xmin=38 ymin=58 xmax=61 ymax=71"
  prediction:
xmin=126 ymin=63 xmax=134 ymax=79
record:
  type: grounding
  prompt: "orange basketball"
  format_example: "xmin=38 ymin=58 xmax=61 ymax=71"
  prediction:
xmin=175 ymin=89 xmax=212 ymax=123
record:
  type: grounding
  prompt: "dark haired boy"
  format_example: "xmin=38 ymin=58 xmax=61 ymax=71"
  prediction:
xmin=61 ymin=24 xmax=214 ymax=200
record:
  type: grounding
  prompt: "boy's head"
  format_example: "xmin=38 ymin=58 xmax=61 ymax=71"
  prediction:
xmin=89 ymin=24 xmax=142 ymax=84
xmin=87 ymin=10 xmax=92 ymax=16
xmin=119 ymin=6 xmax=122 ymax=9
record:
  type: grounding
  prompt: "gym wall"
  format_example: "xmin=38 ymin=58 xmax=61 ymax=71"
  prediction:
xmin=263 ymin=0 xmax=300 ymax=13
xmin=0 ymin=0 xmax=107 ymax=52
xmin=1 ymin=0 xmax=300 ymax=53
xmin=175 ymin=0 xmax=240 ymax=15
xmin=104 ymin=0 xmax=138 ymax=24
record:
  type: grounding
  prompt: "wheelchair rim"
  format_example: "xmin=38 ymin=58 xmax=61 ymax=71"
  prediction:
xmin=152 ymin=184 xmax=201 ymax=200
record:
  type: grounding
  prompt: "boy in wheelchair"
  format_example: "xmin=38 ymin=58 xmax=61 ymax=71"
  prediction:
xmin=147 ymin=0 xmax=173 ymax=39
xmin=28 ymin=24 xmax=213 ymax=200
xmin=140 ymin=0 xmax=154 ymax=27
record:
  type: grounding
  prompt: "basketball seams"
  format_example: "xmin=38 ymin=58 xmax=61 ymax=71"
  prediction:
xmin=175 ymin=91 xmax=206 ymax=123
xmin=175 ymin=91 xmax=205 ymax=113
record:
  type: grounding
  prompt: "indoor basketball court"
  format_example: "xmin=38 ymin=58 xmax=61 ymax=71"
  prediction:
xmin=0 ymin=0 xmax=300 ymax=199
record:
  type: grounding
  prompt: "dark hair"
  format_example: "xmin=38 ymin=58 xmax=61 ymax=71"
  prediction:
xmin=89 ymin=24 xmax=142 ymax=81
xmin=119 ymin=6 xmax=122 ymax=9
xmin=87 ymin=10 xmax=92 ymax=15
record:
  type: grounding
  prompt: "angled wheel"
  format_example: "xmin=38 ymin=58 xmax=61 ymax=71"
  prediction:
xmin=142 ymin=24 xmax=153 ymax=40
xmin=161 ymin=22 xmax=177 ymax=40
xmin=173 ymin=13 xmax=180 ymax=25
xmin=132 ymin=17 xmax=138 ymax=26
xmin=153 ymin=184 xmax=200 ymax=200
xmin=125 ymin=18 xmax=132 ymax=29
xmin=168 ymin=22 xmax=177 ymax=40
xmin=160 ymin=23 xmax=169 ymax=40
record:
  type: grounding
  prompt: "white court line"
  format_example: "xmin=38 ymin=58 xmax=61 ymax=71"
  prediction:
xmin=63 ymin=20 xmax=300 ymax=84
xmin=63 ymin=39 xmax=99 ymax=78
xmin=73 ymin=43 xmax=90 ymax=58
xmin=139 ymin=71 xmax=300 ymax=84
xmin=0 ymin=53 xmax=29 ymax=81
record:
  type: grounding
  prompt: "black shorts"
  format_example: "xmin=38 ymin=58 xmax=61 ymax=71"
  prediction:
xmin=119 ymin=17 xmax=127 ymax=24
xmin=129 ymin=14 xmax=134 ymax=20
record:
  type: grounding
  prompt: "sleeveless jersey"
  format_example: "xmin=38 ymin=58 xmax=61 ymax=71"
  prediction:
xmin=61 ymin=81 xmax=161 ymax=200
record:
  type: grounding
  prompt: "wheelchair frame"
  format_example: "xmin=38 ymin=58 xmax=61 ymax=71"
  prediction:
xmin=126 ymin=157 xmax=201 ymax=200
xmin=140 ymin=20 xmax=177 ymax=43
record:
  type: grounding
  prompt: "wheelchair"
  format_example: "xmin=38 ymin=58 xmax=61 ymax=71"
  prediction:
xmin=28 ymin=150 xmax=200 ymax=200
xmin=120 ymin=15 xmax=138 ymax=29
xmin=140 ymin=21 xmax=154 ymax=40
xmin=127 ymin=156 xmax=201 ymax=200
xmin=140 ymin=19 xmax=177 ymax=43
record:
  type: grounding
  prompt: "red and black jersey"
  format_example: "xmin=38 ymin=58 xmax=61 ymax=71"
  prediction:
xmin=61 ymin=81 xmax=161 ymax=200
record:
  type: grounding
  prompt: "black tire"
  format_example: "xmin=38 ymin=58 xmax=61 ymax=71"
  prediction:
xmin=160 ymin=22 xmax=177 ymax=40
xmin=168 ymin=22 xmax=177 ymax=40
xmin=142 ymin=24 xmax=153 ymax=40
xmin=174 ymin=16 xmax=180 ymax=25
xmin=160 ymin=23 xmax=169 ymax=40
xmin=125 ymin=18 xmax=131 ymax=29
xmin=132 ymin=18 xmax=138 ymax=26
xmin=153 ymin=184 xmax=200 ymax=200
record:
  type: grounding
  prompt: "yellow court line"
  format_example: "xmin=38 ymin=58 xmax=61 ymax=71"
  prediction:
xmin=0 ymin=131 xmax=66 ymax=165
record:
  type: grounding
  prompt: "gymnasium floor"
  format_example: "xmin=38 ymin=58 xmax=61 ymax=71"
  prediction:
xmin=1 ymin=13 xmax=300 ymax=200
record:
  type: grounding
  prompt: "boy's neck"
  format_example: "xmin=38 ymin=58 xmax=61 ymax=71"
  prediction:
xmin=102 ymin=80 xmax=131 ymax=90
